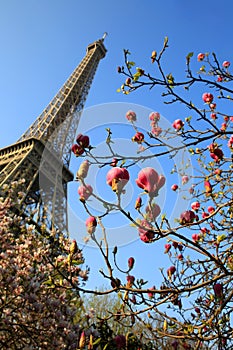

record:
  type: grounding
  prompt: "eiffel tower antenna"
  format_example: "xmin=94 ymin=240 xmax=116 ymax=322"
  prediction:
xmin=0 ymin=36 xmax=107 ymax=232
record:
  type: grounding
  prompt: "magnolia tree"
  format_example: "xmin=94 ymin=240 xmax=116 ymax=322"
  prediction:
xmin=0 ymin=181 xmax=90 ymax=349
xmin=70 ymin=37 xmax=233 ymax=350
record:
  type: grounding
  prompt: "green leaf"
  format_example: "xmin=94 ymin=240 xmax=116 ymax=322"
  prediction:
xmin=93 ymin=338 xmax=101 ymax=346
xmin=186 ymin=52 xmax=194 ymax=59
xmin=186 ymin=52 xmax=194 ymax=64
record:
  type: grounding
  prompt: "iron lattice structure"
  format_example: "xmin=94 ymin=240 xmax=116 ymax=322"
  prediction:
xmin=0 ymin=37 xmax=107 ymax=231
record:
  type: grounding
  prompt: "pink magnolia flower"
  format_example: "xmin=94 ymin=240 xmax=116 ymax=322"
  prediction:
xmin=208 ymin=144 xmax=223 ymax=162
xmin=180 ymin=210 xmax=196 ymax=225
xmin=135 ymin=167 xmax=165 ymax=197
xmin=106 ymin=167 xmax=129 ymax=193
xmin=85 ymin=216 xmax=97 ymax=234
xmin=138 ymin=219 xmax=155 ymax=243
xmin=76 ymin=134 xmax=90 ymax=148
xmin=210 ymin=103 xmax=216 ymax=110
xmin=197 ymin=53 xmax=205 ymax=61
xmin=125 ymin=110 xmax=136 ymax=122
xmin=202 ymin=92 xmax=214 ymax=104
xmin=78 ymin=184 xmax=93 ymax=201
xmin=222 ymin=61 xmax=230 ymax=68
xmin=172 ymin=119 xmax=184 ymax=130
xmin=149 ymin=111 xmax=160 ymax=122
xmin=191 ymin=201 xmax=200 ymax=211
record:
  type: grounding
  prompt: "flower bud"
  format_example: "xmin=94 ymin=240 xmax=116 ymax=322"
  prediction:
xmin=79 ymin=331 xmax=85 ymax=349
xmin=128 ymin=257 xmax=135 ymax=270
xmin=76 ymin=160 xmax=89 ymax=179
xmin=135 ymin=196 xmax=142 ymax=210
xmin=85 ymin=216 xmax=97 ymax=234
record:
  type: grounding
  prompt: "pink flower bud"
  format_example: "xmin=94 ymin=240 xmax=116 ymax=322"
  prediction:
xmin=78 ymin=184 xmax=93 ymax=201
xmin=125 ymin=110 xmax=136 ymax=122
xmin=210 ymin=103 xmax=216 ymax=110
xmin=147 ymin=286 xmax=155 ymax=298
xmin=126 ymin=275 xmax=135 ymax=287
xmin=128 ymin=257 xmax=135 ymax=270
xmin=221 ymin=122 xmax=227 ymax=132
xmin=207 ymin=206 xmax=215 ymax=214
xmin=197 ymin=53 xmax=205 ymax=61
xmin=70 ymin=239 xmax=78 ymax=255
xmin=135 ymin=197 xmax=142 ymax=210
xmin=71 ymin=144 xmax=84 ymax=157
xmin=76 ymin=134 xmax=90 ymax=148
xmin=222 ymin=61 xmax=230 ymax=68
xmin=204 ymin=180 xmax=212 ymax=195
xmin=79 ymin=331 xmax=85 ymax=349
xmin=213 ymin=283 xmax=223 ymax=298
xmin=172 ymin=119 xmax=184 ymax=130
xmin=191 ymin=201 xmax=200 ymax=211
xmin=228 ymin=135 xmax=233 ymax=148
xmin=149 ymin=111 xmax=160 ymax=122
xmin=171 ymin=184 xmax=178 ymax=191
xmin=164 ymin=243 xmax=171 ymax=253
xmin=110 ymin=158 xmax=118 ymax=167
xmin=85 ymin=216 xmax=97 ymax=234
xmin=167 ymin=265 xmax=176 ymax=277
xmin=202 ymin=92 xmax=214 ymax=104
xmin=192 ymin=233 xmax=200 ymax=242
xmin=151 ymin=126 xmax=162 ymax=136
xmin=132 ymin=131 xmax=144 ymax=143
xmin=182 ymin=175 xmax=189 ymax=185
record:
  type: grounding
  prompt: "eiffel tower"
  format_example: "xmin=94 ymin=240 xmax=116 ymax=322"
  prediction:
xmin=0 ymin=35 xmax=107 ymax=232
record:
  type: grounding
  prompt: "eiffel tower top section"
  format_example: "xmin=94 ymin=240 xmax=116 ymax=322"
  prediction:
xmin=17 ymin=35 xmax=107 ymax=168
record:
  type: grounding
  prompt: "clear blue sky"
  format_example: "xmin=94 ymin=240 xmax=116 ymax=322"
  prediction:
xmin=1 ymin=0 xmax=233 ymax=289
